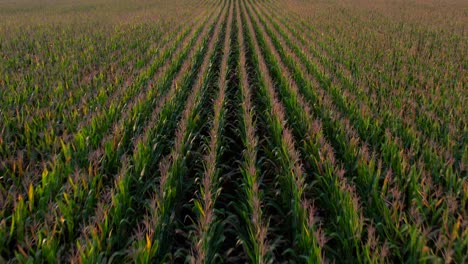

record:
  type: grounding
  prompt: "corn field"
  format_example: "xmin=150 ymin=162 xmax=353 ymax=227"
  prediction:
xmin=0 ymin=0 xmax=466 ymax=263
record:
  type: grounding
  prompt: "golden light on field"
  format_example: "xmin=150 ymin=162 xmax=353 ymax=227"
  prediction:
xmin=0 ymin=0 xmax=466 ymax=262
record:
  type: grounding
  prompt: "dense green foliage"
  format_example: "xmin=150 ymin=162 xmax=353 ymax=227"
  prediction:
xmin=0 ymin=0 xmax=466 ymax=263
